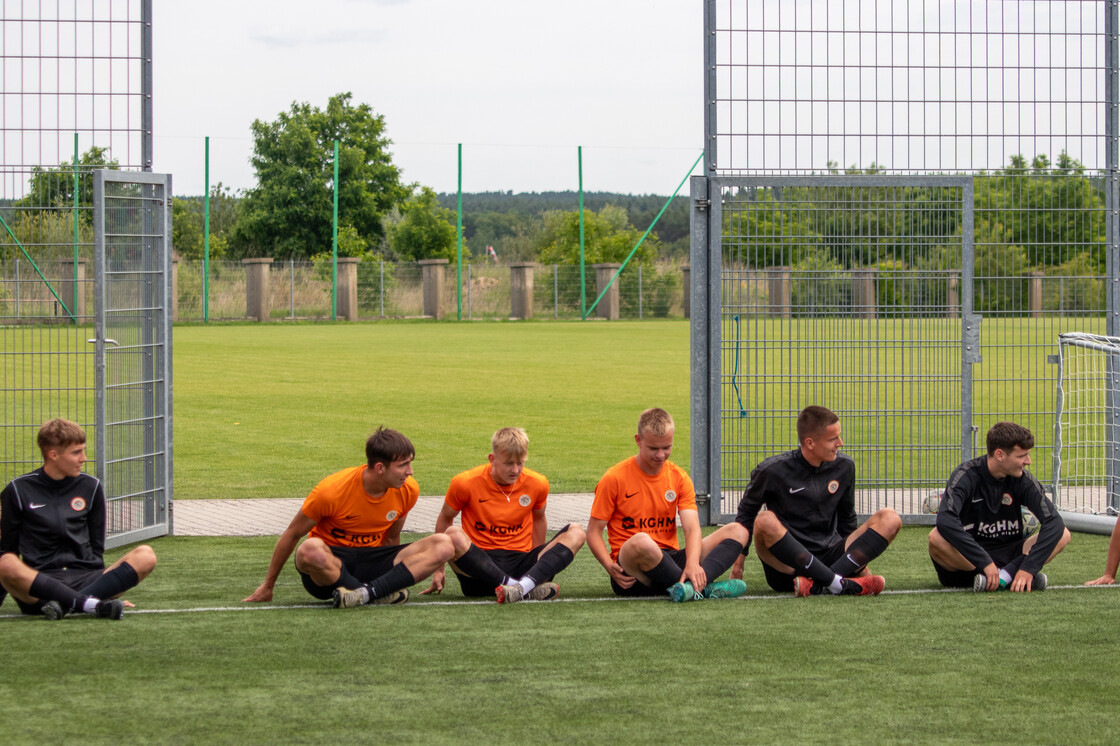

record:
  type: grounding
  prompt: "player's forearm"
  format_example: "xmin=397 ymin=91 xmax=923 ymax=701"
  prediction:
xmin=1022 ymin=514 xmax=1066 ymax=575
xmin=585 ymin=530 xmax=614 ymax=570
xmin=433 ymin=514 xmax=454 ymax=534
xmin=261 ymin=533 xmax=299 ymax=587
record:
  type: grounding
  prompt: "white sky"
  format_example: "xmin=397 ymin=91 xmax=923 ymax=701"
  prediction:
xmin=153 ymin=0 xmax=703 ymax=197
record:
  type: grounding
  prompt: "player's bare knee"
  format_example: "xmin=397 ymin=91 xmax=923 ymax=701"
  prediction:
xmin=443 ymin=526 xmax=473 ymax=557
xmin=873 ymin=508 xmax=902 ymax=539
xmin=563 ymin=523 xmax=587 ymax=549
xmin=722 ymin=521 xmax=750 ymax=545
xmin=753 ymin=511 xmax=785 ymax=545
xmin=430 ymin=532 xmax=457 ymax=563
xmin=295 ymin=538 xmax=333 ymax=570
xmin=128 ymin=545 xmax=158 ymax=577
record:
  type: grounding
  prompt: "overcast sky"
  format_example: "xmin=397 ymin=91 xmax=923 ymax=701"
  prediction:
xmin=153 ymin=1 xmax=703 ymax=197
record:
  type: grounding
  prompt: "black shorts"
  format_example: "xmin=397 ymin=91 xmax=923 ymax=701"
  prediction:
xmin=761 ymin=541 xmax=847 ymax=593
xmin=16 ymin=566 xmax=106 ymax=615
xmin=932 ymin=540 xmax=1025 ymax=588
xmin=454 ymin=526 xmax=574 ymax=597
xmin=298 ymin=543 xmax=408 ymax=600
xmin=610 ymin=547 xmax=688 ymax=597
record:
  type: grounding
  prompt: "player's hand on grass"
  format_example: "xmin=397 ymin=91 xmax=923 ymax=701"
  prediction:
xmin=606 ymin=562 xmax=635 ymax=588
xmin=681 ymin=563 xmax=707 ymax=593
xmin=1009 ymin=568 xmax=1035 ymax=592
xmin=419 ymin=567 xmax=445 ymax=595
xmin=730 ymin=554 xmax=746 ymax=581
xmin=1085 ymin=575 xmax=1116 ymax=586
xmin=242 ymin=584 xmax=274 ymax=603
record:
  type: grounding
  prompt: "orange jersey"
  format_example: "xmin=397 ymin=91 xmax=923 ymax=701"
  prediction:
xmin=303 ymin=466 xmax=418 ymax=548
xmin=590 ymin=457 xmax=696 ymax=562
xmin=445 ymin=464 xmax=549 ymax=551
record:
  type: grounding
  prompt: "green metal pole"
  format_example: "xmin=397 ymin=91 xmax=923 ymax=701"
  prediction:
xmin=72 ymin=133 xmax=79 ymax=321
xmin=332 ymin=139 xmax=340 ymax=321
xmin=203 ymin=136 xmax=210 ymax=323
xmin=578 ymin=145 xmax=585 ymax=318
xmin=457 ymin=143 xmax=463 ymax=320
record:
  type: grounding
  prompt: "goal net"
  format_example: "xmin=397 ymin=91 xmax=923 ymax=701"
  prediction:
xmin=1053 ymin=332 xmax=1120 ymax=519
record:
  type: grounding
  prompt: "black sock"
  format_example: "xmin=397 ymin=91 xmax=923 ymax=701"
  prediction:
xmin=367 ymin=563 xmax=415 ymax=599
xmin=767 ymin=532 xmax=836 ymax=586
xmin=1003 ymin=555 xmax=1026 ymax=577
xmin=452 ymin=545 xmax=507 ymax=588
xmin=335 ymin=565 xmax=364 ymax=591
xmin=701 ymin=538 xmax=746 ymax=579
xmin=830 ymin=529 xmax=890 ymax=577
xmin=526 ymin=544 xmax=575 ymax=585
xmin=30 ymin=573 xmax=88 ymax=611
xmin=645 ymin=553 xmax=683 ymax=591
xmin=80 ymin=562 xmax=140 ymax=600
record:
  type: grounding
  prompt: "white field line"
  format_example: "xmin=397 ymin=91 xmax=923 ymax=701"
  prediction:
xmin=2 ymin=583 xmax=1116 ymax=618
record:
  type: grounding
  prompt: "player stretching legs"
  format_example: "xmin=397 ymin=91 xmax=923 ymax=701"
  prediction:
xmin=425 ymin=427 xmax=585 ymax=603
xmin=929 ymin=422 xmax=1069 ymax=593
xmin=732 ymin=406 xmax=900 ymax=597
xmin=0 ymin=419 xmax=157 ymax=620
xmin=587 ymin=408 xmax=749 ymax=601
xmin=243 ymin=427 xmax=462 ymax=608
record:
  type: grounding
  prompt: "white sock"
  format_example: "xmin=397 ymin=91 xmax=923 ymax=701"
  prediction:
xmin=82 ymin=597 xmax=100 ymax=614
xmin=998 ymin=568 xmax=1013 ymax=585
xmin=827 ymin=575 xmax=844 ymax=594
xmin=518 ymin=577 xmax=537 ymax=595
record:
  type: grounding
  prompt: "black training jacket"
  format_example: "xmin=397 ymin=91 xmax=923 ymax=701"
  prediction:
xmin=735 ymin=449 xmax=858 ymax=556
xmin=0 ymin=469 xmax=106 ymax=571
xmin=935 ymin=456 xmax=1064 ymax=576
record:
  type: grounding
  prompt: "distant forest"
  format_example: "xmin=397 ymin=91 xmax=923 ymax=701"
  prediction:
xmin=436 ymin=191 xmax=689 ymax=263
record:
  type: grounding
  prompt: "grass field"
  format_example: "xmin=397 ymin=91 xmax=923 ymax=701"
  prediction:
xmin=1 ymin=527 xmax=1117 ymax=744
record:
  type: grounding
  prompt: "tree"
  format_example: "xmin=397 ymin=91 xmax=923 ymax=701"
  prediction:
xmin=16 ymin=146 xmax=119 ymax=218
xmin=171 ymin=183 xmax=239 ymax=261
xmin=537 ymin=204 xmax=659 ymax=266
xmin=389 ymin=187 xmax=464 ymax=262
xmin=230 ymin=93 xmax=406 ymax=259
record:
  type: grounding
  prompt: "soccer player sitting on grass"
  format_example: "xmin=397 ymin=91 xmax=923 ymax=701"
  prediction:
xmin=732 ymin=405 xmax=900 ymax=597
xmin=1085 ymin=511 xmax=1120 ymax=586
xmin=426 ymin=427 xmax=586 ymax=603
xmin=586 ymin=408 xmax=748 ymax=602
xmin=242 ymin=427 xmax=496 ymax=608
xmin=0 ymin=418 xmax=157 ymax=620
xmin=929 ymin=421 xmax=1069 ymax=592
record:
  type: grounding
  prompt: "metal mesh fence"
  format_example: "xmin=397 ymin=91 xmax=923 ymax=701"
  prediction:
xmin=695 ymin=0 xmax=1118 ymax=521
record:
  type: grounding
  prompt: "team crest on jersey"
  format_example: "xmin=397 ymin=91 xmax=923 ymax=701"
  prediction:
xmin=518 ymin=495 xmax=531 ymax=507
xmin=70 ymin=496 xmax=86 ymax=511
xmin=664 ymin=490 xmax=677 ymax=502
xmin=827 ymin=480 xmax=839 ymax=494
xmin=1001 ymin=493 xmax=1013 ymax=506
xmin=385 ymin=510 xmax=399 ymax=522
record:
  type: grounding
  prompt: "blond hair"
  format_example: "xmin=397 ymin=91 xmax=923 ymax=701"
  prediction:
xmin=637 ymin=408 xmax=674 ymax=438
xmin=491 ymin=427 xmax=529 ymax=459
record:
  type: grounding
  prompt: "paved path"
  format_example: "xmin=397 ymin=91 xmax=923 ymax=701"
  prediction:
xmin=172 ymin=494 xmax=597 ymax=536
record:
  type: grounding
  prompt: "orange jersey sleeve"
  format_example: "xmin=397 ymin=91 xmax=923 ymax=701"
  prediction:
xmin=444 ymin=464 xmax=548 ymax=551
xmin=304 ymin=466 xmax=419 ymax=548
xmin=590 ymin=457 xmax=695 ymax=562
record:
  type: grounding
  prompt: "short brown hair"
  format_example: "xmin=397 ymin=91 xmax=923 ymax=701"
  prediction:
xmin=37 ymin=418 xmax=86 ymax=459
xmin=365 ymin=427 xmax=415 ymax=467
xmin=638 ymin=408 xmax=674 ymax=438
xmin=797 ymin=406 xmax=839 ymax=443
xmin=986 ymin=421 xmax=1034 ymax=455
xmin=491 ymin=427 xmax=529 ymax=459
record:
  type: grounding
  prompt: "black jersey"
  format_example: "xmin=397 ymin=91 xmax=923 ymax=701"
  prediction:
xmin=935 ymin=455 xmax=1064 ymax=576
xmin=735 ymin=449 xmax=857 ymax=557
xmin=0 ymin=469 xmax=106 ymax=571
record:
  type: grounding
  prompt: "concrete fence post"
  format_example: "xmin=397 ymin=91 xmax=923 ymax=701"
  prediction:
xmin=242 ymin=257 xmax=273 ymax=321
xmin=510 ymin=262 xmax=536 ymax=319
xmin=852 ymin=268 xmax=877 ymax=319
xmin=767 ymin=265 xmax=791 ymax=318
xmin=170 ymin=258 xmax=179 ymax=322
xmin=947 ymin=270 xmax=960 ymax=318
xmin=59 ymin=259 xmax=88 ymax=318
xmin=681 ymin=264 xmax=691 ymax=318
xmin=592 ymin=263 xmax=621 ymax=320
xmin=336 ymin=257 xmax=360 ymax=321
xmin=419 ymin=258 xmax=448 ymax=319
xmin=1029 ymin=271 xmax=1044 ymax=318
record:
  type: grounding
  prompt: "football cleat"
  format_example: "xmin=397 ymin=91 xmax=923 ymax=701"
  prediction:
xmin=1032 ymin=572 xmax=1048 ymax=591
xmin=835 ymin=575 xmax=885 ymax=596
xmin=495 ymin=583 xmax=523 ymax=604
xmin=41 ymin=600 xmax=67 ymax=620
xmin=94 ymin=599 xmax=124 ymax=620
xmin=973 ymin=573 xmax=992 ymax=592
xmin=702 ymin=578 xmax=747 ymax=599
xmin=793 ymin=576 xmax=816 ymax=597
xmin=332 ymin=586 xmax=368 ymax=608
xmin=668 ymin=581 xmax=703 ymax=602
xmin=370 ymin=588 xmax=409 ymax=605
xmin=526 ymin=582 xmax=559 ymax=601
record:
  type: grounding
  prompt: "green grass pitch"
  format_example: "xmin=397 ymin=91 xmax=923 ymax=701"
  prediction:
xmin=0 ymin=528 xmax=1117 ymax=744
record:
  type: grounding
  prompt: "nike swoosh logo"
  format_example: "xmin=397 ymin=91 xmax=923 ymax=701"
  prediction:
xmin=624 ymin=492 xmax=638 ymax=499
xmin=788 ymin=487 xmax=806 ymax=494
xmin=479 ymin=498 xmax=491 ymax=503
xmin=971 ymin=498 xmax=982 ymax=502
xmin=29 ymin=503 xmax=46 ymax=510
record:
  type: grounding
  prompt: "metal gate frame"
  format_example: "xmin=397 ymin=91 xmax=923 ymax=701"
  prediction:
xmin=691 ymin=174 xmax=976 ymax=524
xmin=93 ymin=169 xmax=173 ymax=547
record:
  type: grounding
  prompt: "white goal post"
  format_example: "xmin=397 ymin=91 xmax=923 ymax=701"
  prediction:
xmin=1052 ymin=332 xmax=1120 ymax=534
